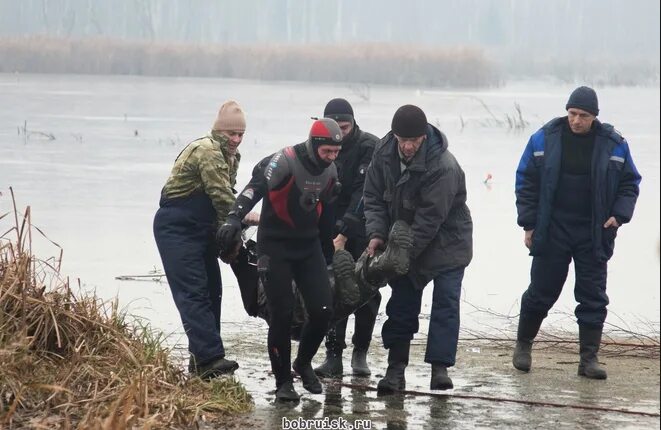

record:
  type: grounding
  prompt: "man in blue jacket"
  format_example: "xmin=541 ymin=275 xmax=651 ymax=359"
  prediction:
xmin=513 ymin=86 xmax=641 ymax=379
xmin=363 ymin=105 xmax=473 ymax=393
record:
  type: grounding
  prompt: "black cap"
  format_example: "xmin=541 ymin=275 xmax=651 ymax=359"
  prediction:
xmin=566 ymin=86 xmax=599 ymax=116
xmin=391 ymin=104 xmax=427 ymax=138
xmin=324 ymin=98 xmax=354 ymax=123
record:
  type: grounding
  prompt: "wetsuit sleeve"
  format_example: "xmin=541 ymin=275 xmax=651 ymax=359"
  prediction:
xmin=230 ymin=156 xmax=271 ymax=220
xmin=611 ymin=140 xmax=641 ymax=224
xmin=515 ymin=133 xmax=541 ymax=230
xmin=264 ymin=149 xmax=294 ymax=191
xmin=318 ymin=198 xmax=336 ymax=264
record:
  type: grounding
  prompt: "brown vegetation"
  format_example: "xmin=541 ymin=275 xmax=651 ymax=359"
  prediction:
xmin=0 ymin=189 xmax=252 ymax=429
xmin=0 ymin=36 xmax=499 ymax=88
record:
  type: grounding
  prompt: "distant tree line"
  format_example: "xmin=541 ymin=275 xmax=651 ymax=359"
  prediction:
xmin=0 ymin=0 xmax=658 ymax=85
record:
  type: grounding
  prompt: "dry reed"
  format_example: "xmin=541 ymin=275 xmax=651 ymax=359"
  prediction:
xmin=0 ymin=189 xmax=252 ymax=429
xmin=0 ymin=36 xmax=499 ymax=88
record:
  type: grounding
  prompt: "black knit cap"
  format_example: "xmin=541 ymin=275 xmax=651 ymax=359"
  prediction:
xmin=391 ymin=104 xmax=428 ymax=138
xmin=565 ymin=86 xmax=599 ymax=116
xmin=324 ymin=98 xmax=354 ymax=123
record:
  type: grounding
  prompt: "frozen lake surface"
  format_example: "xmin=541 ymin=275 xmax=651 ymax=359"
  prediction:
xmin=1 ymin=73 xmax=659 ymax=428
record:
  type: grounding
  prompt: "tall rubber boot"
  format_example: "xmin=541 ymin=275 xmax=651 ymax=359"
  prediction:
xmin=275 ymin=380 xmax=301 ymax=402
xmin=430 ymin=364 xmax=453 ymax=390
xmin=578 ymin=325 xmax=608 ymax=380
xmin=314 ymin=349 xmax=343 ymax=378
xmin=293 ymin=359 xmax=323 ymax=394
xmin=351 ymin=348 xmax=371 ymax=376
xmin=377 ymin=341 xmax=410 ymax=395
xmin=512 ymin=314 xmax=544 ymax=372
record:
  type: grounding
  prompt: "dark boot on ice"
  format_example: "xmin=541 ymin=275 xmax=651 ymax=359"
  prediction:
xmin=351 ymin=348 xmax=371 ymax=376
xmin=577 ymin=325 xmax=608 ymax=380
xmin=191 ymin=356 xmax=239 ymax=380
xmin=293 ymin=359 xmax=323 ymax=394
xmin=314 ymin=350 xmax=343 ymax=378
xmin=377 ymin=341 xmax=409 ymax=395
xmin=275 ymin=380 xmax=301 ymax=402
xmin=430 ymin=364 xmax=453 ymax=390
xmin=512 ymin=314 xmax=544 ymax=372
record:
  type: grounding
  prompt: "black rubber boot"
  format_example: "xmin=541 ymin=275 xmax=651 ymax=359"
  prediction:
xmin=191 ymin=356 xmax=239 ymax=380
xmin=578 ymin=325 xmax=608 ymax=380
xmin=275 ymin=380 xmax=301 ymax=402
xmin=293 ymin=359 xmax=323 ymax=394
xmin=368 ymin=221 xmax=414 ymax=280
xmin=377 ymin=341 xmax=409 ymax=395
xmin=351 ymin=348 xmax=371 ymax=376
xmin=332 ymin=249 xmax=361 ymax=319
xmin=430 ymin=364 xmax=453 ymax=390
xmin=314 ymin=350 xmax=343 ymax=378
xmin=512 ymin=314 xmax=544 ymax=372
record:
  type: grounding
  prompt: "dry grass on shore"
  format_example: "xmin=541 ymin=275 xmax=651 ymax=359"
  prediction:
xmin=0 ymin=36 xmax=499 ymax=88
xmin=0 ymin=190 xmax=252 ymax=429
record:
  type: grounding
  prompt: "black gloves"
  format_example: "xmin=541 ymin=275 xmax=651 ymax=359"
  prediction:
xmin=216 ymin=214 xmax=243 ymax=255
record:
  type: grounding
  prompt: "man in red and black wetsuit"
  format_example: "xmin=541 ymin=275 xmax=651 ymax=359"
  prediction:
xmin=217 ymin=118 xmax=342 ymax=401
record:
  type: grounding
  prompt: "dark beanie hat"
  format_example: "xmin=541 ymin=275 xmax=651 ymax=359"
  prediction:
xmin=565 ymin=86 xmax=599 ymax=116
xmin=324 ymin=98 xmax=354 ymax=123
xmin=391 ymin=104 xmax=428 ymax=138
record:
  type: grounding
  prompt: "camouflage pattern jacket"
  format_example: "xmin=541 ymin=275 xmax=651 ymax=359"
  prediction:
xmin=161 ymin=131 xmax=240 ymax=225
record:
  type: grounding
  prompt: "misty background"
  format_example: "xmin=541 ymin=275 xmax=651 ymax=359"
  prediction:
xmin=1 ymin=0 xmax=659 ymax=86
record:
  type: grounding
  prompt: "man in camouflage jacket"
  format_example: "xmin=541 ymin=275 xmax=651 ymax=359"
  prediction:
xmin=153 ymin=100 xmax=245 ymax=380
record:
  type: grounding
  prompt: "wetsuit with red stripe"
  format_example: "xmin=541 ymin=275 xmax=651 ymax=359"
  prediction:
xmin=229 ymin=142 xmax=338 ymax=388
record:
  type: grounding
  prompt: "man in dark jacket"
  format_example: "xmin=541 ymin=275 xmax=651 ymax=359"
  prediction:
xmin=314 ymin=98 xmax=381 ymax=379
xmin=217 ymin=118 xmax=342 ymax=401
xmin=513 ymin=86 xmax=641 ymax=380
xmin=363 ymin=105 xmax=473 ymax=393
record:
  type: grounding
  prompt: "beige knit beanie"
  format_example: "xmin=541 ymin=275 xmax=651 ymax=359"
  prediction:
xmin=212 ymin=100 xmax=246 ymax=132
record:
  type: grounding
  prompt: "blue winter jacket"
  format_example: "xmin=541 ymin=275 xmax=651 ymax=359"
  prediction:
xmin=515 ymin=117 xmax=641 ymax=262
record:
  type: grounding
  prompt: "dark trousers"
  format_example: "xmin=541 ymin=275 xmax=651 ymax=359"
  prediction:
xmin=382 ymin=267 xmax=465 ymax=367
xmin=326 ymin=293 xmax=382 ymax=352
xmin=153 ymin=197 xmax=224 ymax=364
xmin=521 ymin=219 xmax=609 ymax=328
xmin=259 ymin=238 xmax=333 ymax=387
xmin=325 ymin=235 xmax=381 ymax=352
